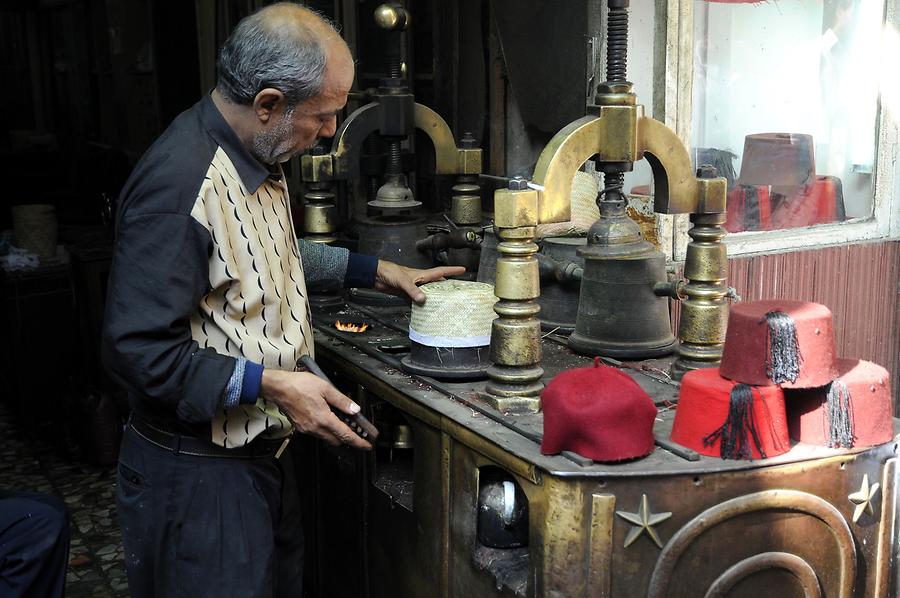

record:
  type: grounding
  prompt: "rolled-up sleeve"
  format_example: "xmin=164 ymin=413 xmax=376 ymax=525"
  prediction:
xmin=298 ymin=238 xmax=378 ymax=290
xmin=101 ymin=211 xmax=235 ymax=423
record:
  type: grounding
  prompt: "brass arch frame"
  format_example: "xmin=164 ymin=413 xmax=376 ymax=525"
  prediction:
xmin=300 ymin=102 xmax=481 ymax=183
xmin=646 ymin=489 xmax=856 ymax=598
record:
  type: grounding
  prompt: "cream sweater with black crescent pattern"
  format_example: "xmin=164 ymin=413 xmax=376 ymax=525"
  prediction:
xmin=190 ymin=148 xmax=313 ymax=447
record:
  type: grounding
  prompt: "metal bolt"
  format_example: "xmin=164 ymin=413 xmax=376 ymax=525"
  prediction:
xmin=508 ymin=176 xmax=528 ymax=191
xmin=696 ymin=164 xmax=717 ymax=179
xmin=460 ymin=132 xmax=477 ymax=149
xmin=312 ymin=145 xmax=327 ymax=156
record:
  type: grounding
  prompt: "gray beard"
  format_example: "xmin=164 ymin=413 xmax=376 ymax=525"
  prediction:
xmin=251 ymin=107 xmax=296 ymax=164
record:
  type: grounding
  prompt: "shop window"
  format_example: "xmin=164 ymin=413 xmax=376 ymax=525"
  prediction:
xmin=685 ymin=0 xmax=898 ymax=255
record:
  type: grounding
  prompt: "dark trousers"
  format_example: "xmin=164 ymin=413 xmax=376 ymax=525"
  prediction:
xmin=116 ymin=426 xmax=304 ymax=597
xmin=0 ymin=491 xmax=70 ymax=598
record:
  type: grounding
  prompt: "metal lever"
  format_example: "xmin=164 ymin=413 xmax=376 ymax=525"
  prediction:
xmin=298 ymin=355 xmax=380 ymax=442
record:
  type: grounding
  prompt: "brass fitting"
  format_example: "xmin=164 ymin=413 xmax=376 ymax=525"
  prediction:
xmin=374 ymin=3 xmax=409 ymax=31
xmin=493 ymin=186 xmax=538 ymax=229
xmin=300 ymin=153 xmax=333 ymax=183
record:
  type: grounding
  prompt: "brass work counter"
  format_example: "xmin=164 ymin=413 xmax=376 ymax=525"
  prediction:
xmin=295 ymin=303 xmax=899 ymax=598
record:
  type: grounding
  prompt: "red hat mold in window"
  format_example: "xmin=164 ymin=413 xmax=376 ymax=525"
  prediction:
xmin=540 ymin=358 xmax=657 ymax=463
xmin=719 ymin=300 xmax=839 ymax=389
xmin=787 ymin=358 xmax=893 ymax=450
xmin=671 ymin=367 xmax=790 ymax=460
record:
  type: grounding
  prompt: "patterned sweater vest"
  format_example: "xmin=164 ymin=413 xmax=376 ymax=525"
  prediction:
xmin=189 ymin=148 xmax=313 ymax=447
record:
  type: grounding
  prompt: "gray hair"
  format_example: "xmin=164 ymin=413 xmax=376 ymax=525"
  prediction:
xmin=216 ymin=3 xmax=337 ymax=107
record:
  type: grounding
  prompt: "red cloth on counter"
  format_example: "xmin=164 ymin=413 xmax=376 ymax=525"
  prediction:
xmin=541 ymin=358 xmax=657 ymax=462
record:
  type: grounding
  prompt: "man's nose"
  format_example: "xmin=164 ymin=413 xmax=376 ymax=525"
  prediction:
xmin=319 ymin=116 xmax=338 ymax=138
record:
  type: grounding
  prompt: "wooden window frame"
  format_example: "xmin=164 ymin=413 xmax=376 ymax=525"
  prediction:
xmin=653 ymin=0 xmax=900 ymax=261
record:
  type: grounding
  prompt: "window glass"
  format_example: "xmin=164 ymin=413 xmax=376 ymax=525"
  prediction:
xmin=692 ymin=0 xmax=883 ymax=233
xmin=622 ymin=1 xmax=657 ymax=198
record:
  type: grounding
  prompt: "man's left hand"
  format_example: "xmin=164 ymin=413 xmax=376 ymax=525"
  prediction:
xmin=373 ymin=261 xmax=466 ymax=304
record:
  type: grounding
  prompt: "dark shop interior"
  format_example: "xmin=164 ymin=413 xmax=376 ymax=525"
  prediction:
xmin=0 ymin=0 xmax=899 ymax=596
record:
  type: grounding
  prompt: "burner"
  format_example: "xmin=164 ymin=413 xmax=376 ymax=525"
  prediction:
xmin=334 ymin=320 xmax=370 ymax=333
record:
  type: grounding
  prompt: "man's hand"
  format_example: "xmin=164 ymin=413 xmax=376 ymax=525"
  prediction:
xmin=261 ymin=369 xmax=372 ymax=450
xmin=373 ymin=261 xmax=466 ymax=304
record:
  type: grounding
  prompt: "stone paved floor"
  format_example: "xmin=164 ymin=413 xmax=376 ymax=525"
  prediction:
xmin=0 ymin=404 xmax=129 ymax=597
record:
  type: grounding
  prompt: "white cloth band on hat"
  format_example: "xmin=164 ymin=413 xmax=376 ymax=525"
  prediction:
xmin=408 ymin=328 xmax=491 ymax=348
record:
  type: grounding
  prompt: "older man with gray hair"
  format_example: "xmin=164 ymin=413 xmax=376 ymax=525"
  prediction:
xmin=102 ymin=3 xmax=462 ymax=596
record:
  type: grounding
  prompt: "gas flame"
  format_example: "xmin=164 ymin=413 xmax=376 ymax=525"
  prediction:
xmin=335 ymin=320 xmax=369 ymax=333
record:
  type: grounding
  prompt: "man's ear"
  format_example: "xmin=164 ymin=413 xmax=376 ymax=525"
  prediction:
xmin=253 ymin=88 xmax=286 ymax=124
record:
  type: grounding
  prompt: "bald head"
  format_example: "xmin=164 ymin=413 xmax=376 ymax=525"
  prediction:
xmin=216 ymin=2 xmax=350 ymax=108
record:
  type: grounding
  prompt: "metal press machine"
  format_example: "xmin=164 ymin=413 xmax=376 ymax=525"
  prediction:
xmin=294 ymin=2 xmax=900 ymax=597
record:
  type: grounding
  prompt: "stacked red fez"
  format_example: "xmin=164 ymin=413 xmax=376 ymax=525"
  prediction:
xmin=672 ymin=299 xmax=893 ymax=460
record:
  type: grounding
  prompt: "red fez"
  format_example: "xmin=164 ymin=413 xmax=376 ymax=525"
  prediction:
xmin=671 ymin=367 xmax=790 ymax=460
xmin=541 ymin=358 xmax=657 ymax=462
xmin=787 ymin=358 xmax=893 ymax=449
xmin=719 ymin=300 xmax=838 ymax=389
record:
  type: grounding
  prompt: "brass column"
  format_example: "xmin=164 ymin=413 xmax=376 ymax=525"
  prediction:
xmin=483 ymin=178 xmax=543 ymax=413
xmin=670 ymin=166 xmax=729 ymax=379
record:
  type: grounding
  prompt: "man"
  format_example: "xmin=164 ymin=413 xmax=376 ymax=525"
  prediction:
xmin=102 ymin=4 xmax=462 ymax=596
xmin=0 ymin=492 xmax=70 ymax=597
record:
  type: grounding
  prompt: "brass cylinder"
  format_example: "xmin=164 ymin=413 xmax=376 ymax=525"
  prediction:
xmin=489 ymin=316 xmax=542 ymax=365
xmin=304 ymin=183 xmax=338 ymax=244
xmin=304 ymin=203 xmax=337 ymax=235
xmin=494 ymin=256 xmax=540 ymax=300
xmin=450 ymin=175 xmax=482 ymax=225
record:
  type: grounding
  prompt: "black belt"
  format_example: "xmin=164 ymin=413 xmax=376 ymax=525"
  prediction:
xmin=129 ymin=416 xmax=290 ymax=459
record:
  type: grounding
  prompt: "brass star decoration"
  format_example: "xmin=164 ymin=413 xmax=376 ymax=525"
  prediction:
xmin=615 ymin=494 xmax=672 ymax=549
xmin=848 ymin=474 xmax=880 ymax=524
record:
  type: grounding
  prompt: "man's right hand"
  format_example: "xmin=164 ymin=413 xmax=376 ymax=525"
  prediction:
xmin=260 ymin=369 xmax=373 ymax=450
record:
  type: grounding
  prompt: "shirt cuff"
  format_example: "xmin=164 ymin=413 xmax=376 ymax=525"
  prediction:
xmin=239 ymin=360 xmax=264 ymax=404
xmin=344 ymin=252 xmax=378 ymax=288
xmin=223 ymin=358 xmax=246 ymax=408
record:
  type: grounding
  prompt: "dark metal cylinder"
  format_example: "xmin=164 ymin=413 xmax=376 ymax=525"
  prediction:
xmin=568 ymin=240 xmax=676 ymax=359
xmin=401 ymin=341 xmax=490 ymax=380
xmin=356 ymin=214 xmax=432 ymax=269
xmin=476 ymin=229 xmax=498 ymax=285
xmin=536 ymin=237 xmax=585 ymax=333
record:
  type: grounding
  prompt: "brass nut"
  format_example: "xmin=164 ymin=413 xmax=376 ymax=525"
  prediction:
xmin=456 ymin=148 xmax=482 ymax=174
xmin=696 ymin=178 xmax=727 ymax=214
xmin=300 ymin=154 xmax=333 ymax=183
xmin=595 ymin=105 xmax=638 ymax=163
xmin=494 ymin=188 xmax=538 ymax=228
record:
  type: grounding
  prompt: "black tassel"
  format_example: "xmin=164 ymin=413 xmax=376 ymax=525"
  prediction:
xmin=703 ymin=384 xmax=767 ymax=460
xmin=742 ymin=185 xmax=761 ymax=231
xmin=764 ymin=311 xmax=802 ymax=384
xmin=825 ymin=380 xmax=855 ymax=448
